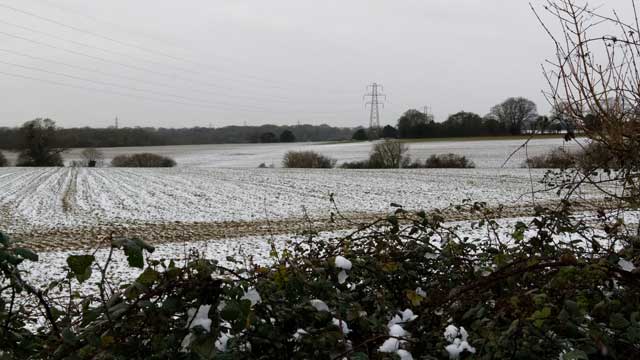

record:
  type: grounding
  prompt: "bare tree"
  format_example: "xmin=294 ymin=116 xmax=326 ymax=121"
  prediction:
xmin=369 ymin=140 xmax=410 ymax=168
xmin=533 ymin=0 xmax=640 ymax=208
xmin=15 ymin=118 xmax=65 ymax=167
xmin=80 ymin=148 xmax=104 ymax=168
xmin=488 ymin=97 xmax=538 ymax=135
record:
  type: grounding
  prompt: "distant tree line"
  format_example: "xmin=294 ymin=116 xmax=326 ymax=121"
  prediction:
xmin=351 ymin=97 xmax=569 ymax=141
xmin=0 ymin=124 xmax=354 ymax=150
xmin=0 ymin=98 xmax=570 ymax=154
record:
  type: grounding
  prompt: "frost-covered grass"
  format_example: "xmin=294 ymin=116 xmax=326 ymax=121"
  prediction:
xmin=0 ymin=167 xmax=563 ymax=232
xmin=19 ymin=231 xmax=347 ymax=297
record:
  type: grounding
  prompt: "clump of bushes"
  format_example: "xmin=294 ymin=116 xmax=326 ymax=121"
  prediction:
xmin=282 ymin=151 xmax=336 ymax=168
xmin=341 ymin=140 xmax=411 ymax=169
xmin=524 ymin=147 xmax=576 ymax=169
xmin=16 ymin=151 xmax=64 ymax=167
xmin=340 ymin=140 xmax=475 ymax=169
xmin=111 ymin=153 xmax=176 ymax=167
xmin=423 ymin=153 xmax=476 ymax=168
xmin=579 ymin=142 xmax=625 ymax=170
xmin=0 ymin=151 xmax=7 ymax=167
xmin=340 ymin=160 xmax=370 ymax=169
xmin=524 ymin=143 xmax=621 ymax=169
xmin=369 ymin=140 xmax=410 ymax=168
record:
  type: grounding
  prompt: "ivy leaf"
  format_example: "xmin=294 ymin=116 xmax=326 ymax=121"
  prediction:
xmin=66 ymin=255 xmax=95 ymax=283
xmin=351 ymin=352 xmax=369 ymax=360
xmin=112 ymin=238 xmax=155 ymax=269
xmin=221 ymin=302 xmax=241 ymax=322
xmin=137 ymin=268 xmax=160 ymax=287
xmin=609 ymin=313 xmax=630 ymax=329
xmin=15 ymin=248 xmax=38 ymax=262
xmin=562 ymin=350 xmax=588 ymax=360
xmin=0 ymin=232 xmax=9 ymax=246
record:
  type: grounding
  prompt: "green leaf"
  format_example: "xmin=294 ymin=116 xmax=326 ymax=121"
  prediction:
xmin=0 ymin=232 xmax=9 ymax=246
xmin=15 ymin=248 xmax=38 ymax=262
xmin=562 ymin=350 xmax=588 ymax=360
xmin=161 ymin=296 xmax=180 ymax=313
xmin=61 ymin=327 xmax=78 ymax=346
xmin=66 ymin=255 xmax=95 ymax=283
xmin=610 ymin=313 xmax=630 ymax=329
xmin=564 ymin=300 xmax=580 ymax=317
xmin=221 ymin=302 xmax=241 ymax=322
xmin=351 ymin=352 xmax=369 ymax=360
xmin=136 ymin=268 xmax=159 ymax=286
xmin=112 ymin=238 xmax=155 ymax=269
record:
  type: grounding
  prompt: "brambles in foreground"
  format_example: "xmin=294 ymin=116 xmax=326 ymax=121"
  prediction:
xmin=282 ymin=150 xmax=336 ymax=168
xmin=111 ymin=153 xmax=177 ymax=167
xmin=0 ymin=151 xmax=7 ymax=167
xmin=1 ymin=199 xmax=639 ymax=359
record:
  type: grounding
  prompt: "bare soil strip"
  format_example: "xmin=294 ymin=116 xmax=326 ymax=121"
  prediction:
xmin=7 ymin=199 xmax=609 ymax=252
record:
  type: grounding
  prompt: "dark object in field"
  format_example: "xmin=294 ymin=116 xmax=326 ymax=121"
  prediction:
xmin=111 ymin=153 xmax=177 ymax=167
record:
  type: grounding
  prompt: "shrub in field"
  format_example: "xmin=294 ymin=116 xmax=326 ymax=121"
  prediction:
xmin=368 ymin=140 xmax=410 ymax=168
xmin=80 ymin=148 xmax=105 ymax=167
xmin=282 ymin=151 xmax=336 ymax=168
xmin=111 ymin=153 xmax=176 ymax=167
xmin=340 ymin=160 xmax=370 ymax=169
xmin=341 ymin=141 xmax=412 ymax=169
xmin=578 ymin=142 xmax=629 ymax=170
xmin=424 ymin=153 xmax=476 ymax=168
xmin=524 ymin=144 xmax=623 ymax=170
xmin=0 ymin=151 xmax=7 ymax=167
xmin=524 ymin=147 xmax=576 ymax=169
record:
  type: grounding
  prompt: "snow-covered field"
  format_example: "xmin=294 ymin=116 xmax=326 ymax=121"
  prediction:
xmin=3 ymin=137 xmax=577 ymax=168
xmin=0 ymin=167 xmax=558 ymax=233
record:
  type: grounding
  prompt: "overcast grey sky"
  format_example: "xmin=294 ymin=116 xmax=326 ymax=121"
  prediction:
xmin=0 ymin=0 xmax=630 ymax=128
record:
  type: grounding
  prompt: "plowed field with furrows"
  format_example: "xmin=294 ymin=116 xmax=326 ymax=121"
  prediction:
xmin=0 ymin=167 xmax=588 ymax=250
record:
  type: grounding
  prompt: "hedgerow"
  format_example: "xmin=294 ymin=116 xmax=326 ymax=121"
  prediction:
xmin=1 ymin=195 xmax=639 ymax=359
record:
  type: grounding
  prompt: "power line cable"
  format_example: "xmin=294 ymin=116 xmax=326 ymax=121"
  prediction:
xmin=0 ymin=18 xmax=206 ymax=77
xmin=0 ymin=28 xmax=359 ymax=103
xmin=0 ymin=47 xmax=345 ymax=105
xmin=0 ymin=67 xmax=361 ymax=115
xmin=0 ymin=1 xmax=345 ymax=90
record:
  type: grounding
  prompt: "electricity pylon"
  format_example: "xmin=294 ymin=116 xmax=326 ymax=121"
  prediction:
xmin=364 ymin=83 xmax=386 ymax=140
